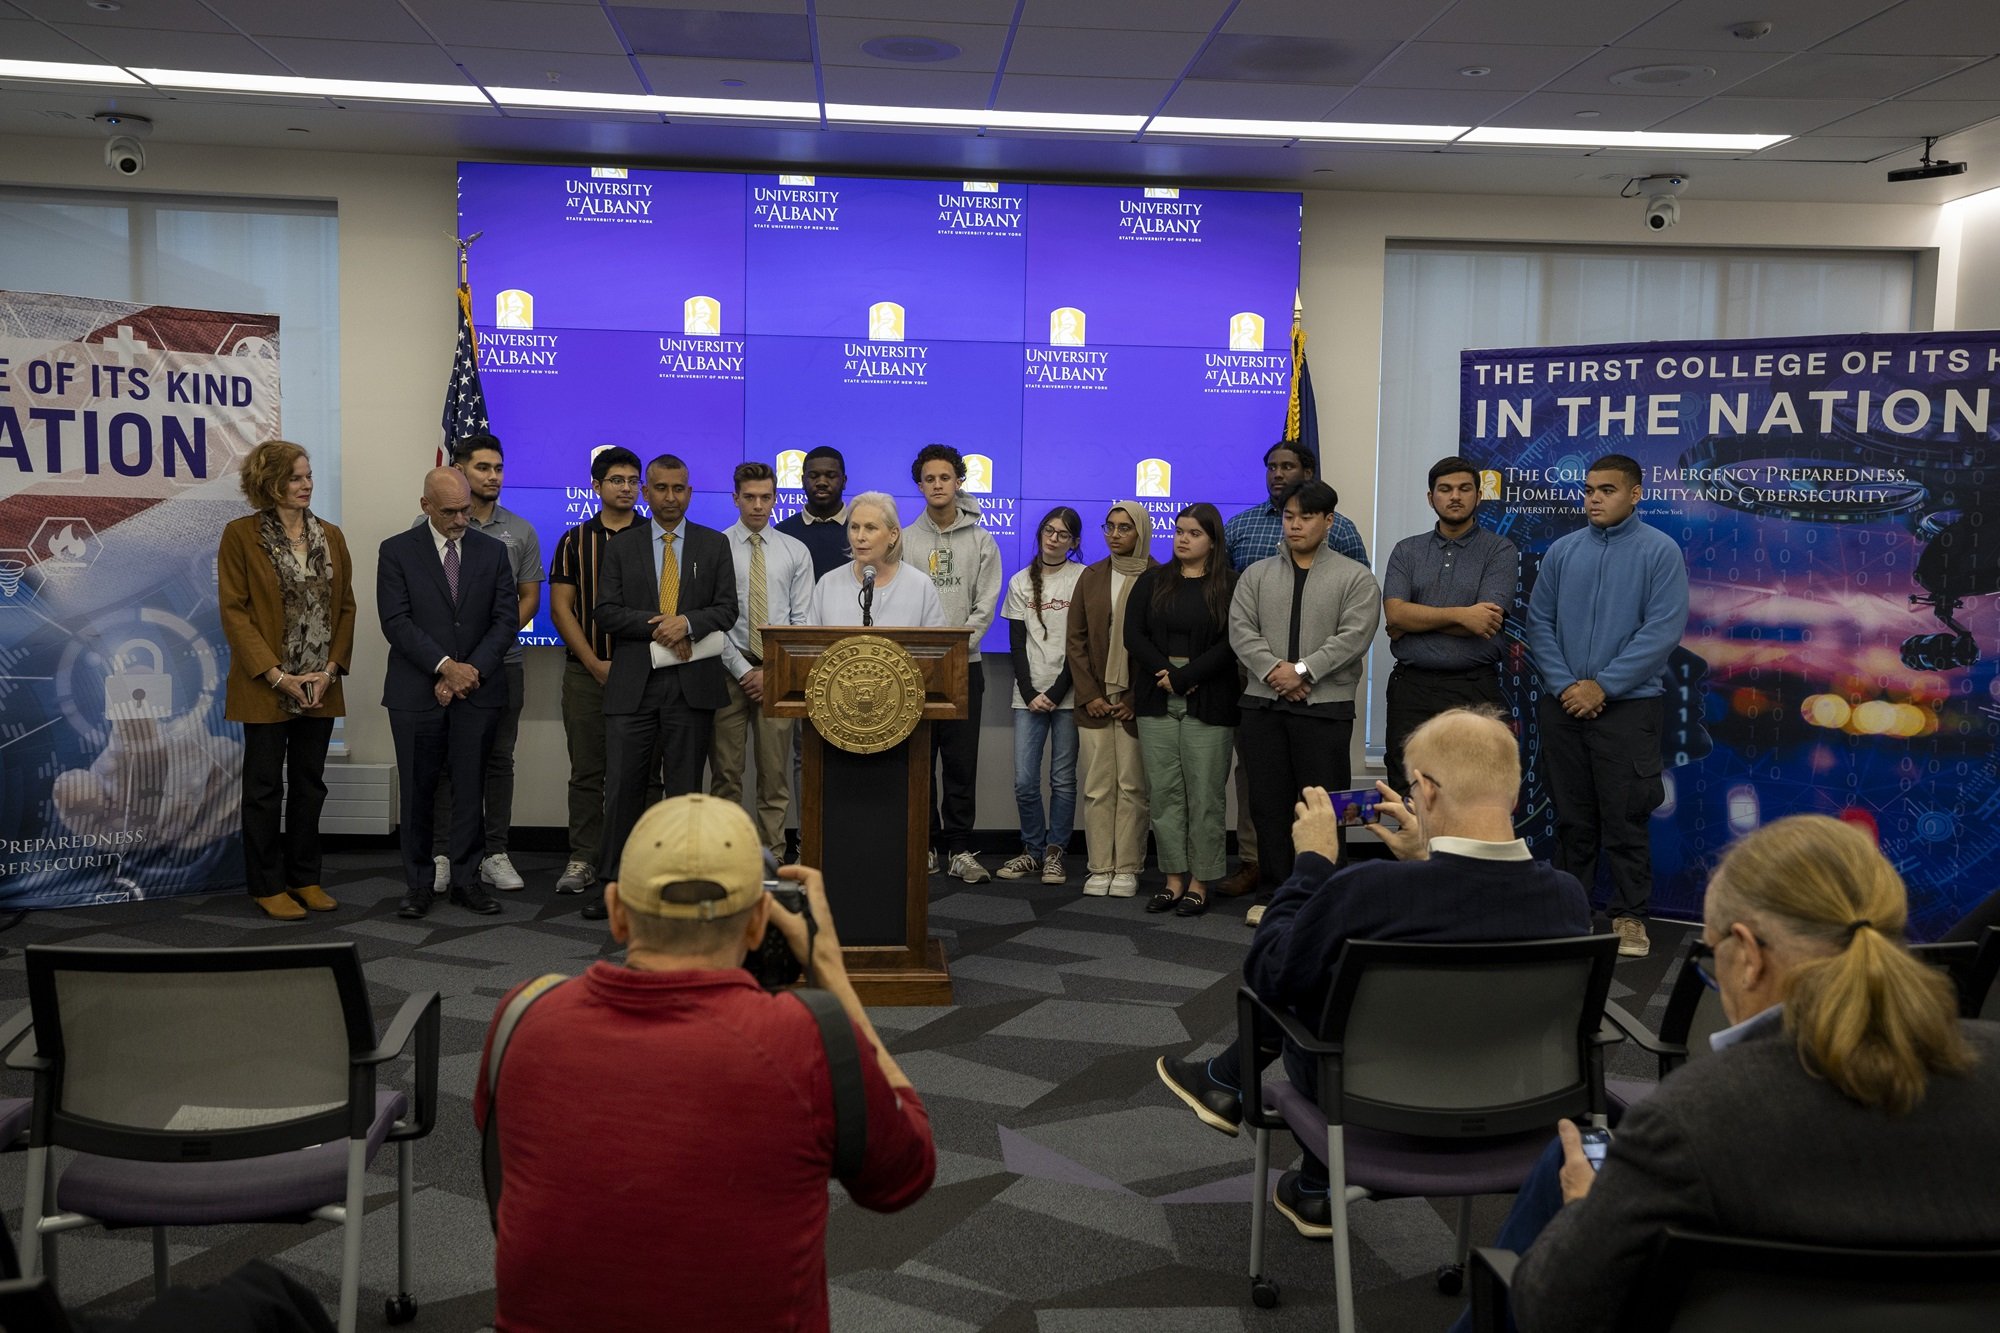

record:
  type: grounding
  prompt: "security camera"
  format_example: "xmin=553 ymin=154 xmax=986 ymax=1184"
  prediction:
xmin=104 ymin=136 xmax=146 ymax=176
xmin=1627 ymin=174 xmax=1689 ymax=231
xmin=1644 ymin=195 xmax=1679 ymax=230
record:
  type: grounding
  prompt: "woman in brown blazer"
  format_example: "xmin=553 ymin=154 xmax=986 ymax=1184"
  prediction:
xmin=218 ymin=439 xmax=356 ymax=920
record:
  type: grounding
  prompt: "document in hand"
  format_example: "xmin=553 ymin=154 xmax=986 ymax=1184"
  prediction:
xmin=649 ymin=632 xmax=725 ymax=670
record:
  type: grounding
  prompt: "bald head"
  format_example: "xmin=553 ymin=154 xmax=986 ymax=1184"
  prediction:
xmin=421 ymin=466 xmax=474 ymax=541
xmin=1402 ymin=707 xmax=1520 ymax=817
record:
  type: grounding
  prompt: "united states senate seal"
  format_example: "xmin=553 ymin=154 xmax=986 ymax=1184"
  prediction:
xmin=806 ymin=635 xmax=926 ymax=754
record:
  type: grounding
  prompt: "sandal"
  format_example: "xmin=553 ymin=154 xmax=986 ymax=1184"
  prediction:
xmin=1146 ymin=888 xmax=1182 ymax=914
xmin=1174 ymin=889 xmax=1209 ymax=918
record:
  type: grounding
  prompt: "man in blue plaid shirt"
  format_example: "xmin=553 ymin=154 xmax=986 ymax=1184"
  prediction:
xmin=1218 ymin=440 xmax=1369 ymax=914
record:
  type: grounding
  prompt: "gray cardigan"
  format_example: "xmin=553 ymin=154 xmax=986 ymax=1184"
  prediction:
xmin=1229 ymin=550 xmax=1380 ymax=706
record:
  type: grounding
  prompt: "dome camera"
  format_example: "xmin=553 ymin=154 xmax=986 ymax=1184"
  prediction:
xmin=1644 ymin=195 xmax=1680 ymax=230
xmin=1626 ymin=173 xmax=1689 ymax=232
xmin=104 ymin=136 xmax=146 ymax=175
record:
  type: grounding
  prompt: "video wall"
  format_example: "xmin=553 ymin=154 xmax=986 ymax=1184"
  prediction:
xmin=457 ymin=163 xmax=1303 ymax=649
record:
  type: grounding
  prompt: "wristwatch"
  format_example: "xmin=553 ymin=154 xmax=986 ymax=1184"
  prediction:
xmin=1293 ymin=660 xmax=1311 ymax=681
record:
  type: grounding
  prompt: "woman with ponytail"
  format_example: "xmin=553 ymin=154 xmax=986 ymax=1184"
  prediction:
xmin=1473 ymin=814 xmax=2000 ymax=1333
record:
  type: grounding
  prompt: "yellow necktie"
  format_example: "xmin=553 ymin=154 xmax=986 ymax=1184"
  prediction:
xmin=747 ymin=532 xmax=767 ymax=660
xmin=658 ymin=531 xmax=679 ymax=617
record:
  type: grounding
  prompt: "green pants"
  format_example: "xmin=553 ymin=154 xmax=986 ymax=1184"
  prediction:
xmin=1137 ymin=695 xmax=1234 ymax=882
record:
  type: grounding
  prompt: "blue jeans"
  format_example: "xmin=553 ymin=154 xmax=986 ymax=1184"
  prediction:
xmin=1446 ymin=1135 xmax=1566 ymax=1333
xmin=1013 ymin=707 xmax=1078 ymax=851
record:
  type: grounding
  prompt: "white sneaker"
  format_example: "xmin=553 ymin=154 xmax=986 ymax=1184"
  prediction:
xmin=555 ymin=860 xmax=595 ymax=895
xmin=1041 ymin=846 xmax=1067 ymax=885
xmin=949 ymin=852 xmax=991 ymax=884
xmin=432 ymin=855 xmax=449 ymax=892
xmin=1108 ymin=873 xmax=1139 ymax=898
xmin=1083 ymin=872 xmax=1112 ymax=896
xmin=926 ymin=849 xmax=939 ymax=875
xmin=480 ymin=853 xmax=526 ymax=891
xmin=1245 ymin=903 xmax=1266 ymax=928
xmin=995 ymin=852 xmax=1041 ymax=880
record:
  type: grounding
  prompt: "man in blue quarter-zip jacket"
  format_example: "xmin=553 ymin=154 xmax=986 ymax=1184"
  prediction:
xmin=1525 ymin=454 xmax=1689 ymax=960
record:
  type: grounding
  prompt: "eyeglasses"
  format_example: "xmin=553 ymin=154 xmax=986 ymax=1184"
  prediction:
xmin=1102 ymin=521 xmax=1138 ymax=535
xmin=1041 ymin=526 xmax=1076 ymax=541
xmin=1408 ymin=769 xmax=1443 ymax=794
xmin=1691 ymin=929 xmax=1767 ymax=991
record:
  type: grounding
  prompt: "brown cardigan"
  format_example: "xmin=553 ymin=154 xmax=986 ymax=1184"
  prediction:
xmin=1063 ymin=555 xmax=1155 ymax=734
xmin=218 ymin=512 xmax=357 ymax=724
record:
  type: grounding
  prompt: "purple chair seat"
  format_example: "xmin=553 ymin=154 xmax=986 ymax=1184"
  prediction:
xmin=1268 ymin=1080 xmax=1552 ymax=1196
xmin=56 ymin=1090 xmax=407 ymax=1228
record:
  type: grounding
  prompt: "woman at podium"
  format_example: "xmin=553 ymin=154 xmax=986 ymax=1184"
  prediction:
xmin=809 ymin=491 xmax=946 ymax=628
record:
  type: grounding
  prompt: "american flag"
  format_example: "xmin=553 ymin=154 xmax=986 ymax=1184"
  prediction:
xmin=440 ymin=282 xmax=490 ymax=458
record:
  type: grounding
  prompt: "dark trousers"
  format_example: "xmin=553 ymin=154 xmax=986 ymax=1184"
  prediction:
xmin=1205 ymin=1033 xmax=1334 ymax=1187
xmin=1444 ymin=1136 xmax=1566 ymax=1333
xmin=391 ymin=703 xmax=499 ymax=894
xmin=1384 ymin=664 xmax=1506 ymax=794
xmin=561 ymin=658 xmax=661 ymax=866
xmin=929 ymin=660 xmax=985 ymax=857
xmin=1537 ymin=695 xmax=1664 ymax=918
xmin=433 ymin=658 xmax=523 ymax=857
xmin=239 ymin=715 xmax=335 ymax=899
xmin=600 ymin=669 xmax=713 ymax=879
xmin=1239 ymin=705 xmax=1352 ymax=889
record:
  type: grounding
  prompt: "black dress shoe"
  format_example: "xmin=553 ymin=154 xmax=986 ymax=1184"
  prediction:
xmin=450 ymin=883 xmax=502 ymax=916
xmin=1274 ymin=1169 xmax=1333 ymax=1240
xmin=579 ymin=898 xmax=608 ymax=921
xmin=396 ymin=888 xmax=433 ymax=920
xmin=1174 ymin=889 xmax=1209 ymax=917
xmin=1156 ymin=1054 xmax=1243 ymax=1135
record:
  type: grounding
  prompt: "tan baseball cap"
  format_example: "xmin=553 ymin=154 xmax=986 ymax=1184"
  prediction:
xmin=615 ymin=795 xmax=765 ymax=919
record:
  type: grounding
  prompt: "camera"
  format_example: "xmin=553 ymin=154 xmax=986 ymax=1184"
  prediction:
xmin=747 ymin=882 xmax=814 ymax=991
xmin=104 ymin=136 xmax=146 ymax=176
xmin=1631 ymin=174 xmax=1688 ymax=231
xmin=1644 ymin=196 xmax=1679 ymax=231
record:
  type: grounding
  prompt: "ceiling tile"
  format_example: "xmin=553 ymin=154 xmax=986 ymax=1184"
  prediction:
xmin=812 ymin=17 xmax=1010 ymax=70
xmin=1618 ymin=0 xmax=1898 ymax=54
xmin=1817 ymin=0 xmax=2000 ymax=56
xmin=1649 ymin=97 xmax=1873 ymax=134
xmin=1324 ymin=85 xmax=1521 ymax=123
xmin=1893 ymin=57 xmax=2000 ymax=100
xmin=1365 ymin=41 xmax=1597 ymax=93
xmin=258 ymin=38 xmax=469 ymax=84
xmin=1755 ymin=135 xmax=1918 ymax=162
xmin=1224 ymin=0 xmax=1450 ymax=42
xmin=1188 ymin=35 xmax=1400 ymax=85
xmin=1813 ymin=98 xmax=2000 ymax=136
xmin=7 ymin=0 xmax=231 ymax=32
xmin=1163 ymin=79 xmax=1350 ymax=119
xmin=1001 ymin=26 xmax=1210 ymax=79
xmin=203 ymin=0 xmax=433 ymax=42
xmin=1488 ymin=91 xmax=1706 ymax=131
xmin=1020 ymin=0 xmax=1229 ymax=32
xmin=455 ymin=48 xmax=648 ymax=93
xmin=0 ymin=17 xmax=102 ymax=63
xmin=1724 ymin=51 xmax=1983 ymax=99
xmin=634 ymin=55 xmax=821 ymax=99
xmin=1544 ymin=46 xmax=1789 ymax=96
xmin=1422 ymin=0 xmax=1671 ymax=47
xmin=813 ymin=0 xmax=1019 ymax=20
xmin=819 ymin=65 xmax=992 ymax=107
xmin=399 ymin=0 xmax=628 ymax=55
xmin=992 ymin=73 xmax=1172 ymax=114
xmin=49 ymin=25 xmax=291 ymax=75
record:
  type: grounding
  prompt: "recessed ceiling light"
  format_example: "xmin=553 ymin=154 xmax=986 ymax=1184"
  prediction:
xmin=1149 ymin=115 xmax=1467 ymax=143
xmin=860 ymin=35 xmax=961 ymax=64
xmin=1609 ymin=64 xmax=1716 ymax=89
xmin=0 ymin=58 xmax=140 ymax=85
xmin=1460 ymin=126 xmax=1786 ymax=151
xmin=131 ymin=67 xmax=488 ymax=103
xmin=829 ymin=102 xmax=1142 ymax=133
xmin=1459 ymin=66 xmax=1492 ymax=78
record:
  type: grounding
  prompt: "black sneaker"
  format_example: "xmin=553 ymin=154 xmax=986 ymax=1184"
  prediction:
xmin=396 ymin=887 xmax=433 ymax=920
xmin=1156 ymin=1054 xmax=1243 ymax=1136
xmin=579 ymin=897 xmax=608 ymax=921
xmin=450 ymin=882 xmax=502 ymax=916
xmin=1274 ymin=1169 xmax=1333 ymax=1240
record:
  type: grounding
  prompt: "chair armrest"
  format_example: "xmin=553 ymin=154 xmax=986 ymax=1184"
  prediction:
xmin=1 ymin=1006 xmax=45 ymax=1073
xmin=1601 ymin=1001 xmax=1685 ymax=1061
xmin=1235 ymin=986 xmax=1335 ymax=1132
xmin=1469 ymin=1247 xmax=1520 ymax=1333
xmin=358 ymin=992 xmax=441 ymax=1142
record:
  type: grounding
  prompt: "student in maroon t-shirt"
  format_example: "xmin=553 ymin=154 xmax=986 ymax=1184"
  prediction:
xmin=475 ymin=796 xmax=935 ymax=1332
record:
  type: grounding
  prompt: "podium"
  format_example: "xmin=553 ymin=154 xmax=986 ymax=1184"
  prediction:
xmin=762 ymin=626 xmax=967 ymax=1005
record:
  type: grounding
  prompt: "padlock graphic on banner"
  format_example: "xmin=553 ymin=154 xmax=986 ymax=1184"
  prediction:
xmin=104 ymin=639 xmax=173 ymax=721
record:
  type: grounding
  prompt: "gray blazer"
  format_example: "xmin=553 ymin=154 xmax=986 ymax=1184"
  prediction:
xmin=1514 ymin=1020 xmax=2000 ymax=1333
xmin=1229 ymin=551 xmax=1380 ymax=706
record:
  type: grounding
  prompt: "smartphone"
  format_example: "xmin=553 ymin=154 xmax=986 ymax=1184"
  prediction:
xmin=1579 ymin=1127 xmax=1611 ymax=1172
xmin=1325 ymin=786 xmax=1383 ymax=827
xmin=301 ymin=678 xmax=318 ymax=707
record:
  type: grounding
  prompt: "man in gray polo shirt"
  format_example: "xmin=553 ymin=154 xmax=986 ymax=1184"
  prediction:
xmin=1381 ymin=455 xmax=1520 ymax=793
xmin=428 ymin=433 xmax=543 ymax=892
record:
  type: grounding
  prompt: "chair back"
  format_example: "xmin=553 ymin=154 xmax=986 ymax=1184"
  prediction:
xmin=1656 ymin=940 xmax=1728 ymax=1069
xmin=1625 ymin=1229 xmax=2000 ymax=1333
xmin=1316 ymin=935 xmax=1619 ymax=1137
xmin=22 ymin=944 xmax=377 ymax=1163
xmin=1911 ymin=940 xmax=1981 ymax=1017
xmin=1955 ymin=928 xmax=2000 ymax=1021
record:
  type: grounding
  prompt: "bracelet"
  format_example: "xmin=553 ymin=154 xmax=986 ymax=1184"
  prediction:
xmin=268 ymin=670 xmax=284 ymax=688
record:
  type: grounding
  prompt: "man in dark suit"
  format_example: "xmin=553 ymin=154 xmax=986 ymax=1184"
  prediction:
xmin=378 ymin=467 xmax=518 ymax=919
xmin=1155 ymin=707 xmax=1592 ymax=1237
xmin=588 ymin=453 xmax=737 ymax=920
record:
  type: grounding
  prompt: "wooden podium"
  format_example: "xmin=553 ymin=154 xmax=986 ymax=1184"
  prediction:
xmin=762 ymin=626 xmax=967 ymax=1005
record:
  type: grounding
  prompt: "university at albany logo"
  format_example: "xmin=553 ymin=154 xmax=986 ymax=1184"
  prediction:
xmin=1049 ymin=307 xmax=1086 ymax=347
xmin=1228 ymin=312 xmax=1265 ymax=352
xmin=776 ymin=449 xmax=807 ymax=490
xmin=867 ymin=301 xmax=906 ymax=342
xmin=1480 ymin=470 xmax=1504 ymax=501
xmin=1136 ymin=458 xmax=1172 ymax=498
xmin=683 ymin=296 xmax=721 ymax=336
xmin=496 ymin=289 xmax=534 ymax=330
xmin=963 ymin=454 xmax=995 ymax=495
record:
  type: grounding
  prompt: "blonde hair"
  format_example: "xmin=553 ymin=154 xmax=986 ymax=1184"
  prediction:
xmin=238 ymin=439 xmax=308 ymax=511
xmin=847 ymin=491 xmax=903 ymax=564
xmin=1708 ymin=815 xmax=1972 ymax=1114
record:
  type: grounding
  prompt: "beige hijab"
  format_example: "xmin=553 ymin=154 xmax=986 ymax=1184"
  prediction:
xmin=1101 ymin=499 xmax=1154 ymax=693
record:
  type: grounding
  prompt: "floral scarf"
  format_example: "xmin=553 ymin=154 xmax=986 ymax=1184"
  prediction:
xmin=257 ymin=508 xmax=334 ymax=715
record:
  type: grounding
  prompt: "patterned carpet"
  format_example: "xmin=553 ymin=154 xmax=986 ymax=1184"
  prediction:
xmin=0 ymin=850 xmax=1692 ymax=1331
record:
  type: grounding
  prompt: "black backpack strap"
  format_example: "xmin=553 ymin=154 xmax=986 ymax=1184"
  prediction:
xmin=481 ymin=973 xmax=571 ymax=1233
xmin=791 ymin=987 xmax=869 ymax=1184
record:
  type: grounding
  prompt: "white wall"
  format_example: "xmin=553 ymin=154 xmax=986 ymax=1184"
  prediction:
xmin=0 ymin=131 xmax=1971 ymax=836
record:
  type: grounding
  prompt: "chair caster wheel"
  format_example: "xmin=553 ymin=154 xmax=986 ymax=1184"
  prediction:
xmin=1251 ymin=1277 xmax=1280 ymax=1308
xmin=1436 ymin=1263 xmax=1464 ymax=1296
xmin=385 ymin=1294 xmax=418 ymax=1324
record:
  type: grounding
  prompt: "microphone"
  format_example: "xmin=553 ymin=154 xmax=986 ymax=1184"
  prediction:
xmin=860 ymin=564 xmax=876 ymax=627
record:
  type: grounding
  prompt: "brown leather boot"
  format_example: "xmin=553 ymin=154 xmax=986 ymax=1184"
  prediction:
xmin=254 ymin=893 xmax=307 ymax=921
xmin=290 ymin=884 xmax=338 ymax=912
xmin=1213 ymin=860 xmax=1260 ymax=898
